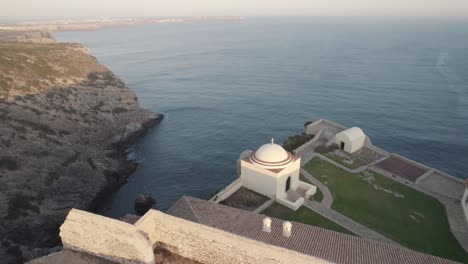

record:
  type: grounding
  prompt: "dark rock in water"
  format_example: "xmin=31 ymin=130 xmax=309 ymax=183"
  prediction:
xmin=134 ymin=195 xmax=156 ymax=216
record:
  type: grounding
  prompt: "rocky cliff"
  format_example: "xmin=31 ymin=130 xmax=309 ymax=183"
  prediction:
xmin=0 ymin=41 xmax=163 ymax=263
xmin=0 ymin=30 xmax=55 ymax=43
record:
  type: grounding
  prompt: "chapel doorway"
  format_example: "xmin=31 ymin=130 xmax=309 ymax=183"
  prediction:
xmin=340 ymin=142 xmax=345 ymax=150
xmin=285 ymin=176 xmax=291 ymax=192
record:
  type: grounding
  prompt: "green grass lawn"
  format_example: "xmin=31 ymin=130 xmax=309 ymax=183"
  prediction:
xmin=304 ymin=157 xmax=468 ymax=262
xmin=262 ymin=203 xmax=356 ymax=236
xmin=300 ymin=174 xmax=323 ymax=202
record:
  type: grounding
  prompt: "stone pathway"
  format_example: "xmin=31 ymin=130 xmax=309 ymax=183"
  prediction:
xmin=439 ymin=197 xmax=468 ymax=252
xmin=299 ymin=151 xmax=317 ymax=166
xmin=300 ymin=168 xmax=333 ymax=208
xmin=416 ymin=170 xmax=466 ymax=201
xmin=303 ymin=200 xmax=397 ymax=244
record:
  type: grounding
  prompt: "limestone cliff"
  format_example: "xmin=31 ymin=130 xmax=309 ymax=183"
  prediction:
xmin=0 ymin=41 xmax=163 ymax=263
xmin=0 ymin=30 xmax=55 ymax=43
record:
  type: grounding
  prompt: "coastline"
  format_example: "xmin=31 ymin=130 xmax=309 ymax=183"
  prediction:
xmin=0 ymin=31 xmax=164 ymax=263
xmin=89 ymin=113 xmax=164 ymax=213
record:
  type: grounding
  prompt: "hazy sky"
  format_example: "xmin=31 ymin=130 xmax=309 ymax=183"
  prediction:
xmin=2 ymin=0 xmax=468 ymax=21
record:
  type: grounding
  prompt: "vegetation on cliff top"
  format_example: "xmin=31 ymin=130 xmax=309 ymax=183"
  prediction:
xmin=0 ymin=42 xmax=107 ymax=99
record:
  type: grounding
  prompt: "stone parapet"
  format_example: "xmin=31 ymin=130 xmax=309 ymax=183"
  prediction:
xmin=135 ymin=210 xmax=327 ymax=264
xmin=60 ymin=209 xmax=155 ymax=264
xmin=51 ymin=208 xmax=328 ymax=264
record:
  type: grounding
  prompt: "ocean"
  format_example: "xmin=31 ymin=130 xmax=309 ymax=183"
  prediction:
xmin=57 ymin=17 xmax=468 ymax=218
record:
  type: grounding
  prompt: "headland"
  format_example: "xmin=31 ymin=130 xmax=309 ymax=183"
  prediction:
xmin=0 ymin=30 xmax=163 ymax=263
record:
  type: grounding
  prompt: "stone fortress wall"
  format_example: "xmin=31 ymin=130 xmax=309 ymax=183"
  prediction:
xmin=305 ymin=118 xmax=346 ymax=143
xmin=304 ymin=117 xmax=385 ymax=155
xmin=463 ymin=186 xmax=468 ymax=223
xmin=30 ymin=209 xmax=328 ymax=264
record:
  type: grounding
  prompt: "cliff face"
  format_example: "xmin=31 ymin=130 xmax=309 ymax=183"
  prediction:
xmin=0 ymin=30 xmax=55 ymax=43
xmin=0 ymin=42 xmax=163 ymax=263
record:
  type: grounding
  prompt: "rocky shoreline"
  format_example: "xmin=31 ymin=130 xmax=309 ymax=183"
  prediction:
xmin=0 ymin=39 xmax=163 ymax=263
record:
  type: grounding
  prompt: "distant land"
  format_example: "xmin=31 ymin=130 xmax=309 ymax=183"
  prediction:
xmin=0 ymin=17 xmax=245 ymax=32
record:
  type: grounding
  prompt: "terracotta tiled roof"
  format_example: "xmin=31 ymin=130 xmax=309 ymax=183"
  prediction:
xmin=166 ymin=197 xmax=200 ymax=223
xmin=167 ymin=196 xmax=458 ymax=264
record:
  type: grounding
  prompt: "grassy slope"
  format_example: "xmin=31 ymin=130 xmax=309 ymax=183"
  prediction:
xmin=304 ymin=157 xmax=468 ymax=262
xmin=263 ymin=203 xmax=356 ymax=236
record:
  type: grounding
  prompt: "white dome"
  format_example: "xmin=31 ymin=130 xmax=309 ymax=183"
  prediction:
xmin=250 ymin=139 xmax=294 ymax=169
xmin=255 ymin=143 xmax=288 ymax=162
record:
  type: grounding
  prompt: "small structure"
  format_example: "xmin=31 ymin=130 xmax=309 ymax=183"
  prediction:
xmin=463 ymin=179 xmax=468 ymax=223
xmin=282 ymin=221 xmax=292 ymax=238
xmin=334 ymin=127 xmax=366 ymax=153
xmin=262 ymin=217 xmax=272 ymax=233
xmin=238 ymin=139 xmax=316 ymax=210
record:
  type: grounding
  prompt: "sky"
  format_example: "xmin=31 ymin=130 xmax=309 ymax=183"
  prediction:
xmin=1 ymin=0 xmax=468 ymax=21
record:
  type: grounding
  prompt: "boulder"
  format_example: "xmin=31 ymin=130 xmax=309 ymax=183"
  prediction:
xmin=134 ymin=195 xmax=156 ymax=216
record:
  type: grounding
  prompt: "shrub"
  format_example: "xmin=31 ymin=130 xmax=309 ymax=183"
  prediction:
xmin=93 ymin=101 xmax=105 ymax=112
xmin=282 ymin=134 xmax=315 ymax=152
xmin=87 ymin=72 xmax=100 ymax=81
xmin=17 ymin=119 xmax=56 ymax=135
xmin=58 ymin=130 xmax=71 ymax=137
xmin=0 ymin=156 xmax=20 ymax=171
xmin=112 ymin=107 xmax=129 ymax=114
xmin=316 ymin=143 xmax=339 ymax=154
xmin=328 ymin=143 xmax=339 ymax=151
xmin=6 ymin=194 xmax=40 ymax=220
xmin=45 ymin=172 xmax=59 ymax=185
xmin=86 ymin=157 xmax=97 ymax=170
xmin=62 ymin=151 xmax=81 ymax=167
xmin=1 ymin=139 xmax=12 ymax=148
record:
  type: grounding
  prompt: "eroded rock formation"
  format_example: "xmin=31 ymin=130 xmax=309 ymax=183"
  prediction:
xmin=0 ymin=41 xmax=162 ymax=263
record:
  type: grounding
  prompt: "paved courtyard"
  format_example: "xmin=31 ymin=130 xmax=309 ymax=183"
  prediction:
xmin=375 ymin=156 xmax=428 ymax=182
xmin=417 ymin=171 xmax=466 ymax=201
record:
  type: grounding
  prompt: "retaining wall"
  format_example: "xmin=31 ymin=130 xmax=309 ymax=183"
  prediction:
xmin=209 ymin=178 xmax=242 ymax=203
xmin=277 ymin=197 xmax=304 ymax=211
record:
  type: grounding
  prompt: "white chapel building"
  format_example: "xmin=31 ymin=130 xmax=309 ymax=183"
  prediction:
xmin=236 ymin=139 xmax=317 ymax=210
xmin=334 ymin=127 xmax=366 ymax=153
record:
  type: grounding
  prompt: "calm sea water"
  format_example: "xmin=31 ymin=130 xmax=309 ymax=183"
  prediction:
xmin=57 ymin=18 xmax=468 ymax=218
